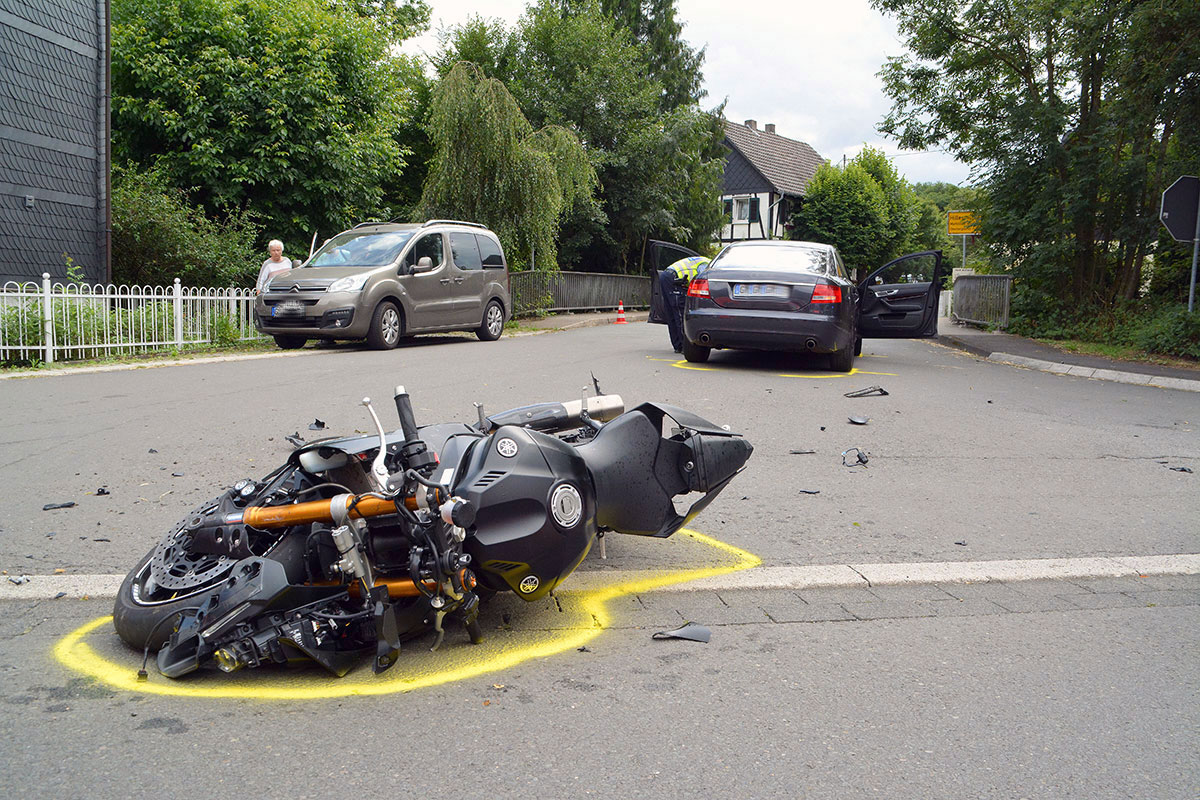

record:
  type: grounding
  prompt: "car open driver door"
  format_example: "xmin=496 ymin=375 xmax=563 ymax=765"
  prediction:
xmin=857 ymin=250 xmax=944 ymax=338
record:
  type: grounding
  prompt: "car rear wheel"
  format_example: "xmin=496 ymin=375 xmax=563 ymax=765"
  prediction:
xmin=853 ymin=336 xmax=862 ymax=357
xmin=829 ymin=345 xmax=854 ymax=372
xmin=273 ymin=334 xmax=307 ymax=350
xmin=682 ymin=339 xmax=710 ymax=363
xmin=366 ymin=301 xmax=403 ymax=350
xmin=476 ymin=300 xmax=504 ymax=341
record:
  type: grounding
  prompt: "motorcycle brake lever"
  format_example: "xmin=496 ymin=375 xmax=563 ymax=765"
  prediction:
xmin=361 ymin=397 xmax=391 ymax=492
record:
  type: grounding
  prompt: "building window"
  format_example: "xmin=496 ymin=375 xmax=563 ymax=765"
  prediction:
xmin=734 ymin=198 xmax=750 ymax=221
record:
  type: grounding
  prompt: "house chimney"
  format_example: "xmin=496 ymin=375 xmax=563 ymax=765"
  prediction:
xmin=744 ymin=119 xmax=757 ymax=130
xmin=765 ymin=123 xmax=776 ymax=134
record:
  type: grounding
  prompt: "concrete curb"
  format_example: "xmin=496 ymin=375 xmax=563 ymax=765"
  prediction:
xmin=0 ymin=347 xmax=323 ymax=380
xmin=6 ymin=553 xmax=1197 ymax=601
xmin=987 ymin=352 xmax=1200 ymax=393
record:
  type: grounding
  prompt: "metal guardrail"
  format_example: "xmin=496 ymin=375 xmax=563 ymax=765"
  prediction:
xmin=509 ymin=270 xmax=652 ymax=316
xmin=952 ymin=275 xmax=1012 ymax=329
xmin=1 ymin=273 xmax=263 ymax=365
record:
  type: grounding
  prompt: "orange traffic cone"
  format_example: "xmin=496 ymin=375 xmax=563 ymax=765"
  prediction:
xmin=614 ymin=301 xmax=628 ymax=324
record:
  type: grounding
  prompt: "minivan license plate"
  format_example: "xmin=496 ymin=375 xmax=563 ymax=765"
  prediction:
xmin=272 ymin=300 xmax=304 ymax=317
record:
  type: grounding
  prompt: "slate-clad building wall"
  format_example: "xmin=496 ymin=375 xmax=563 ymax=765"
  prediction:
xmin=0 ymin=0 xmax=109 ymax=284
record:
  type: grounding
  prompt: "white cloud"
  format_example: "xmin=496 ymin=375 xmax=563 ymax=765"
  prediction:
xmin=402 ymin=0 xmax=974 ymax=186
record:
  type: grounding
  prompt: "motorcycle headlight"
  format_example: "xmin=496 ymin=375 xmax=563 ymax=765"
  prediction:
xmin=327 ymin=274 xmax=369 ymax=293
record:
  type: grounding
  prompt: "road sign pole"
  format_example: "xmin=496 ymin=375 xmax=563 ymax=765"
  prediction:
xmin=962 ymin=235 xmax=967 ymax=269
xmin=1190 ymin=202 xmax=1199 ymax=313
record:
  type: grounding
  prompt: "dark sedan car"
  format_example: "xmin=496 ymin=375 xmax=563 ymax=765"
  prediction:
xmin=682 ymin=241 xmax=943 ymax=371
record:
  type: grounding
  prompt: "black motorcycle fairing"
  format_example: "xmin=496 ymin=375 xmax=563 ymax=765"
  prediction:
xmin=456 ymin=425 xmax=597 ymax=602
xmin=575 ymin=403 xmax=753 ymax=538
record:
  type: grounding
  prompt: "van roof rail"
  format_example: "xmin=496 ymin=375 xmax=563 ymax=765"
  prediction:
xmin=421 ymin=219 xmax=488 ymax=230
xmin=353 ymin=220 xmax=386 ymax=229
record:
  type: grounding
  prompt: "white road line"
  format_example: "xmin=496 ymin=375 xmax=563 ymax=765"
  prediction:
xmin=3 ymin=554 xmax=1197 ymax=601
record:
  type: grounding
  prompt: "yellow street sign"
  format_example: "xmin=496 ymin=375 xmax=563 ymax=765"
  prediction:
xmin=948 ymin=210 xmax=980 ymax=236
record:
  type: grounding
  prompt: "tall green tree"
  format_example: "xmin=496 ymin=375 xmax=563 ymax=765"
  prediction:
xmin=417 ymin=63 xmax=597 ymax=269
xmin=872 ymin=0 xmax=1200 ymax=318
xmin=593 ymin=0 xmax=706 ymax=111
xmin=436 ymin=1 xmax=725 ymax=271
xmin=112 ymin=0 xmax=427 ymax=246
xmin=790 ymin=162 xmax=893 ymax=270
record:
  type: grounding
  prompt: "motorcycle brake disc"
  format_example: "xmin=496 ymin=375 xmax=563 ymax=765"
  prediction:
xmin=149 ymin=522 xmax=233 ymax=592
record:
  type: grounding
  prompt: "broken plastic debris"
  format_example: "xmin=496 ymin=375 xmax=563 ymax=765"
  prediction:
xmin=798 ymin=489 xmax=820 ymax=495
xmin=789 ymin=449 xmax=816 ymax=455
xmin=841 ymin=448 xmax=869 ymax=468
xmin=652 ymin=622 xmax=711 ymax=643
xmin=148 ymin=448 xmax=158 ymax=454
xmin=42 ymin=502 xmax=76 ymax=511
xmin=1168 ymin=466 xmax=1193 ymax=473
xmin=53 ymin=592 xmax=67 ymax=599
xmin=171 ymin=472 xmax=184 ymax=477
xmin=955 ymin=541 xmax=967 ymax=546
xmin=7 ymin=576 xmax=29 ymax=585
xmin=95 ymin=487 xmax=110 ymax=496
xmin=577 ymin=646 xmax=591 ymax=653
xmin=844 ymin=385 xmax=888 ymax=398
xmin=848 ymin=416 xmax=869 ymax=425
xmin=308 ymin=418 xmax=326 ymax=431
xmin=285 ymin=433 xmax=306 ymax=447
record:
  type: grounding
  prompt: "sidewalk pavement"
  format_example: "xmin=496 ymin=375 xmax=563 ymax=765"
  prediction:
xmin=517 ymin=309 xmax=649 ymax=331
xmin=936 ymin=317 xmax=1200 ymax=393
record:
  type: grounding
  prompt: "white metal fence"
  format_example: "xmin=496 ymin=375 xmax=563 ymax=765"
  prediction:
xmin=509 ymin=270 xmax=652 ymax=316
xmin=952 ymin=274 xmax=1012 ymax=329
xmin=1 ymin=273 xmax=264 ymax=365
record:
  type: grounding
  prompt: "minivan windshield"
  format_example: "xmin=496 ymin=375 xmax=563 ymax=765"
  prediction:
xmin=713 ymin=244 xmax=831 ymax=275
xmin=305 ymin=230 xmax=414 ymax=268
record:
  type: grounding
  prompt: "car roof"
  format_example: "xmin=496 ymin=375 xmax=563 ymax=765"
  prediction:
xmin=726 ymin=240 xmax=835 ymax=252
xmin=345 ymin=220 xmax=499 ymax=237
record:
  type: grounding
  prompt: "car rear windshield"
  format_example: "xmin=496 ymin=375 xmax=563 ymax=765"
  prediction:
xmin=713 ymin=245 xmax=831 ymax=275
xmin=306 ymin=230 xmax=414 ymax=268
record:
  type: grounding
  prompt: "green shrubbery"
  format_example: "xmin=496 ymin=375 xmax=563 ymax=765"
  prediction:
xmin=111 ymin=164 xmax=261 ymax=288
xmin=1009 ymin=297 xmax=1200 ymax=360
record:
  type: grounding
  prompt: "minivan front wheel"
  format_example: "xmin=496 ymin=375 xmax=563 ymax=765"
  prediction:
xmin=367 ymin=301 xmax=403 ymax=350
xmin=476 ymin=300 xmax=504 ymax=342
xmin=273 ymin=334 xmax=307 ymax=350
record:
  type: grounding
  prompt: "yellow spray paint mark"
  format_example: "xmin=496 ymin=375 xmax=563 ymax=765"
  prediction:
xmin=647 ymin=354 xmax=896 ymax=379
xmin=53 ymin=529 xmax=760 ymax=700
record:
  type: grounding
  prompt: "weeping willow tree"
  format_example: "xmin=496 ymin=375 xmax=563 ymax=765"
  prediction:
xmin=418 ymin=62 xmax=598 ymax=270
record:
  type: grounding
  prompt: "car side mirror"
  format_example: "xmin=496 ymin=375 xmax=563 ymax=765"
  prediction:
xmin=412 ymin=256 xmax=434 ymax=274
xmin=292 ymin=259 xmax=302 ymax=268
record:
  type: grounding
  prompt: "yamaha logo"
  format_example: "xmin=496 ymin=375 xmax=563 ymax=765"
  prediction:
xmin=519 ymin=575 xmax=539 ymax=594
xmin=497 ymin=437 xmax=519 ymax=458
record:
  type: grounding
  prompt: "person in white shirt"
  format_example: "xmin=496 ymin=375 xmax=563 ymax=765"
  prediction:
xmin=256 ymin=239 xmax=291 ymax=293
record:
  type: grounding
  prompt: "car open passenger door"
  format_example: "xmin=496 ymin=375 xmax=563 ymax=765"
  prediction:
xmin=857 ymin=250 xmax=943 ymax=338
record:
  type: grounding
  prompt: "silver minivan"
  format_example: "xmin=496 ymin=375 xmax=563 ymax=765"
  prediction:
xmin=254 ymin=220 xmax=511 ymax=349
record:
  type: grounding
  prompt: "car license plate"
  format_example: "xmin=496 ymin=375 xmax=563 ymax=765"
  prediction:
xmin=271 ymin=300 xmax=304 ymax=317
xmin=733 ymin=283 xmax=786 ymax=298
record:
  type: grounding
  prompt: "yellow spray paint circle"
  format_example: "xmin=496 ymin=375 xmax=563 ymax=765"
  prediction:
xmin=53 ymin=529 xmax=760 ymax=699
xmin=646 ymin=354 xmax=896 ymax=379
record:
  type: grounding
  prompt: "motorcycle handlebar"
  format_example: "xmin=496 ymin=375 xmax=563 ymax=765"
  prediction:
xmin=393 ymin=385 xmax=419 ymax=443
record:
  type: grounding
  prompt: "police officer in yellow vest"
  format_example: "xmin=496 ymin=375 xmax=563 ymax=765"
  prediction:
xmin=657 ymin=256 xmax=710 ymax=353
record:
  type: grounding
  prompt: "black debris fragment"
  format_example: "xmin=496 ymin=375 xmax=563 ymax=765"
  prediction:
xmin=1169 ymin=466 xmax=1193 ymax=473
xmin=577 ymin=646 xmax=591 ymax=653
xmin=841 ymin=448 xmax=869 ymax=468
xmin=955 ymin=541 xmax=967 ymax=546
xmin=848 ymin=416 xmax=869 ymax=425
xmin=798 ymin=489 xmax=820 ymax=495
xmin=96 ymin=487 xmax=110 ymax=496
xmin=844 ymin=385 xmax=888 ymax=398
xmin=94 ymin=538 xmax=111 ymax=543
xmin=308 ymin=418 xmax=326 ymax=431
xmin=43 ymin=502 xmax=76 ymax=511
xmin=285 ymin=433 xmax=306 ymax=447
xmin=45 ymin=532 xmax=56 ymax=538
xmin=54 ymin=592 xmax=67 ymax=599
xmin=652 ymin=622 xmax=711 ymax=643
xmin=987 ymin=400 xmax=993 ymax=404
xmin=820 ymin=426 xmax=826 ymax=431
xmin=789 ymin=449 xmax=816 ymax=455
xmin=7 ymin=576 xmax=29 ymax=585
xmin=148 ymin=448 xmax=158 ymax=454
xmin=171 ymin=472 xmax=184 ymax=477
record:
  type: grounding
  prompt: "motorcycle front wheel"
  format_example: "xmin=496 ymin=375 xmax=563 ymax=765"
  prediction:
xmin=112 ymin=508 xmax=307 ymax=651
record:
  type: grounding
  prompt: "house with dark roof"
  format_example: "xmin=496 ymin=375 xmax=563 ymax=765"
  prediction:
xmin=720 ymin=120 xmax=824 ymax=243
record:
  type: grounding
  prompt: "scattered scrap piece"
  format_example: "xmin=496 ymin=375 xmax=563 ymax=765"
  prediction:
xmin=788 ymin=449 xmax=816 ymax=455
xmin=652 ymin=622 xmax=711 ymax=643
xmin=95 ymin=487 xmax=110 ymax=496
xmin=848 ymin=416 xmax=869 ymax=425
xmin=308 ymin=418 xmax=326 ymax=431
xmin=577 ymin=646 xmax=591 ymax=653
xmin=7 ymin=576 xmax=29 ymax=585
xmin=42 ymin=502 xmax=76 ymax=511
xmin=1169 ymin=466 xmax=1193 ymax=473
xmin=148 ymin=448 xmax=158 ymax=454
xmin=798 ymin=489 xmax=821 ymax=495
xmin=285 ymin=433 xmax=306 ymax=447
xmin=844 ymin=385 xmax=888 ymax=398
xmin=54 ymin=592 xmax=67 ymax=599
xmin=955 ymin=541 xmax=967 ymax=546
xmin=841 ymin=448 xmax=869 ymax=468
xmin=171 ymin=472 xmax=184 ymax=477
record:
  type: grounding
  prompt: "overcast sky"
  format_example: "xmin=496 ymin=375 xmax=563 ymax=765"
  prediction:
xmin=401 ymin=0 xmax=975 ymax=187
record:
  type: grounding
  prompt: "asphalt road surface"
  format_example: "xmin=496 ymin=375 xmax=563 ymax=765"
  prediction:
xmin=1 ymin=322 xmax=1197 ymax=797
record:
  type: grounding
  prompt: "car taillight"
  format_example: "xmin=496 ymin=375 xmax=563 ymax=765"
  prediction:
xmin=687 ymin=278 xmax=710 ymax=298
xmin=811 ymin=282 xmax=842 ymax=303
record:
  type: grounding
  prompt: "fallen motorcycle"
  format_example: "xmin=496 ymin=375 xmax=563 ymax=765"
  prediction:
xmin=113 ymin=383 xmax=752 ymax=678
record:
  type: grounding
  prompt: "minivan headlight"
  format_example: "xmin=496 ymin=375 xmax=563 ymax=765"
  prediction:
xmin=327 ymin=274 xmax=369 ymax=293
